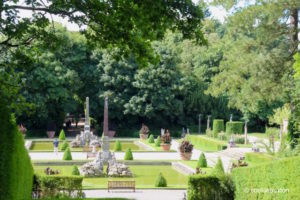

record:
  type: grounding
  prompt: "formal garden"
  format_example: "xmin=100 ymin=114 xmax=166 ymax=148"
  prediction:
xmin=1 ymin=1 xmax=300 ymax=200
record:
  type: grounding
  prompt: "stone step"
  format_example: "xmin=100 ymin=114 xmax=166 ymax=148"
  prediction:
xmin=171 ymin=162 xmax=195 ymax=175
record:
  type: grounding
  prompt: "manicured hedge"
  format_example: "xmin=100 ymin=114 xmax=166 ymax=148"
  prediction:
xmin=232 ymin=156 xmax=300 ymax=200
xmin=188 ymin=174 xmax=234 ymax=200
xmin=185 ymin=135 xmax=227 ymax=151
xmin=213 ymin=119 xmax=224 ymax=137
xmin=226 ymin=121 xmax=243 ymax=135
xmin=0 ymin=101 xmax=34 ymax=200
xmin=36 ymin=175 xmax=83 ymax=198
xmin=245 ymin=153 xmax=274 ymax=163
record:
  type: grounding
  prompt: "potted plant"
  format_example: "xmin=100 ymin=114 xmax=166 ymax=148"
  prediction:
xmin=179 ymin=140 xmax=193 ymax=160
xmin=139 ymin=123 xmax=150 ymax=140
xmin=161 ymin=130 xmax=172 ymax=151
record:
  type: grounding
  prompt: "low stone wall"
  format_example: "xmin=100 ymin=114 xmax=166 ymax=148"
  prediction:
xmin=172 ymin=162 xmax=195 ymax=175
xmin=25 ymin=140 xmax=32 ymax=150
xmin=134 ymin=141 xmax=155 ymax=151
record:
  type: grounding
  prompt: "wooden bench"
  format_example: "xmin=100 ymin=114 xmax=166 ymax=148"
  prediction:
xmin=108 ymin=180 xmax=135 ymax=192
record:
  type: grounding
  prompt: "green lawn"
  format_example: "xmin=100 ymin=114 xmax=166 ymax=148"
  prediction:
xmin=34 ymin=165 xmax=188 ymax=189
xmin=248 ymin=132 xmax=280 ymax=141
xmin=30 ymin=141 xmax=142 ymax=152
xmin=139 ymin=140 xmax=176 ymax=152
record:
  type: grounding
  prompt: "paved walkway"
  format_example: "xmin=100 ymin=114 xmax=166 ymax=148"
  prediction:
xmin=83 ymin=189 xmax=187 ymax=200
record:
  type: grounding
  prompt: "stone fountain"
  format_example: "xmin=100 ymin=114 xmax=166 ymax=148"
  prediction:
xmin=79 ymin=97 xmax=132 ymax=177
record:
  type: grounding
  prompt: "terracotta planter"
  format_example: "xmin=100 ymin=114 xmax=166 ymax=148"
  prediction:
xmin=47 ymin=131 xmax=55 ymax=138
xmin=139 ymin=134 xmax=148 ymax=140
xmin=161 ymin=143 xmax=171 ymax=151
xmin=180 ymin=152 xmax=192 ymax=160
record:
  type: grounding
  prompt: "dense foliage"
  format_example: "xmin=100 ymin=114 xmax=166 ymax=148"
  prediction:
xmin=226 ymin=121 xmax=243 ymax=135
xmin=188 ymin=174 xmax=234 ymax=200
xmin=232 ymin=156 xmax=300 ymax=200
xmin=212 ymin=119 xmax=224 ymax=137
xmin=0 ymin=100 xmax=34 ymax=200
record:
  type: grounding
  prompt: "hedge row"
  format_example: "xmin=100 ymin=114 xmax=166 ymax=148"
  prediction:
xmin=187 ymin=174 xmax=234 ymax=200
xmin=232 ymin=156 xmax=300 ymax=200
xmin=226 ymin=121 xmax=243 ymax=135
xmin=0 ymin=100 xmax=34 ymax=200
xmin=245 ymin=153 xmax=274 ymax=164
xmin=185 ymin=135 xmax=227 ymax=151
xmin=213 ymin=119 xmax=224 ymax=137
xmin=35 ymin=175 xmax=83 ymax=198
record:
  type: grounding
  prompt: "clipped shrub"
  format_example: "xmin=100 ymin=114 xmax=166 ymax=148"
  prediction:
xmin=232 ymin=156 xmax=300 ymax=200
xmin=72 ymin=166 xmax=80 ymax=175
xmin=155 ymin=136 xmax=161 ymax=147
xmin=217 ymin=131 xmax=227 ymax=141
xmin=60 ymin=140 xmax=69 ymax=151
xmin=114 ymin=140 xmax=122 ymax=151
xmin=148 ymin=134 xmax=155 ymax=143
xmin=59 ymin=129 xmax=66 ymax=140
xmin=213 ymin=119 xmax=224 ymax=137
xmin=197 ymin=153 xmax=207 ymax=168
xmin=155 ymin=173 xmax=167 ymax=187
xmin=226 ymin=121 xmax=243 ymax=135
xmin=0 ymin=100 xmax=34 ymax=200
xmin=233 ymin=134 xmax=248 ymax=144
xmin=206 ymin=128 xmax=213 ymax=137
xmin=63 ymin=147 xmax=72 ymax=160
xmin=245 ymin=152 xmax=274 ymax=163
xmin=124 ymin=148 xmax=133 ymax=160
xmin=185 ymin=135 xmax=227 ymax=151
xmin=212 ymin=157 xmax=225 ymax=178
xmin=36 ymin=175 xmax=83 ymax=198
xmin=188 ymin=174 xmax=234 ymax=200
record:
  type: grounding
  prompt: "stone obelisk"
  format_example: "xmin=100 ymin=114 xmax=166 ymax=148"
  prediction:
xmin=103 ymin=97 xmax=109 ymax=136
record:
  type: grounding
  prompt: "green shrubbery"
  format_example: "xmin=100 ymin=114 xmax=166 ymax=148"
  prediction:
xmin=35 ymin=175 xmax=83 ymax=198
xmin=188 ymin=174 xmax=234 ymax=200
xmin=148 ymin=134 xmax=155 ymax=143
xmin=232 ymin=156 xmax=300 ymax=200
xmin=265 ymin=127 xmax=280 ymax=140
xmin=213 ymin=119 xmax=224 ymax=137
xmin=212 ymin=157 xmax=225 ymax=178
xmin=245 ymin=152 xmax=274 ymax=163
xmin=114 ymin=140 xmax=122 ymax=151
xmin=59 ymin=129 xmax=66 ymax=140
xmin=155 ymin=136 xmax=161 ymax=147
xmin=155 ymin=173 xmax=167 ymax=187
xmin=63 ymin=147 xmax=72 ymax=160
xmin=72 ymin=166 xmax=80 ymax=175
xmin=0 ymin=100 xmax=34 ymax=200
xmin=60 ymin=140 xmax=69 ymax=151
xmin=124 ymin=148 xmax=133 ymax=160
xmin=197 ymin=153 xmax=207 ymax=168
xmin=185 ymin=135 xmax=227 ymax=151
xmin=226 ymin=121 xmax=243 ymax=135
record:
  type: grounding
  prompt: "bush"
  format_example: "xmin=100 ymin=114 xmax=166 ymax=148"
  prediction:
xmin=36 ymin=175 xmax=83 ymax=198
xmin=59 ymin=129 xmax=66 ymax=140
xmin=155 ymin=173 xmax=167 ymax=187
xmin=72 ymin=166 xmax=80 ymax=175
xmin=188 ymin=174 xmax=234 ymax=200
xmin=232 ymin=156 xmax=300 ymax=200
xmin=185 ymin=135 xmax=227 ymax=151
xmin=212 ymin=157 xmax=225 ymax=178
xmin=233 ymin=134 xmax=248 ymax=144
xmin=60 ymin=140 xmax=69 ymax=151
xmin=217 ymin=131 xmax=227 ymax=141
xmin=205 ymin=128 xmax=213 ymax=137
xmin=245 ymin=152 xmax=274 ymax=163
xmin=124 ymin=148 xmax=133 ymax=160
xmin=63 ymin=148 xmax=72 ymax=160
xmin=213 ymin=119 xmax=224 ymax=137
xmin=155 ymin=136 xmax=161 ymax=147
xmin=114 ymin=140 xmax=122 ymax=151
xmin=226 ymin=121 xmax=243 ymax=135
xmin=0 ymin=100 xmax=34 ymax=200
xmin=148 ymin=134 xmax=155 ymax=143
xmin=197 ymin=153 xmax=207 ymax=168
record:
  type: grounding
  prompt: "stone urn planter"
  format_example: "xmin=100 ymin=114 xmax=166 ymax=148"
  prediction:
xmin=47 ymin=131 xmax=55 ymax=138
xmin=161 ymin=143 xmax=171 ymax=151
xmin=179 ymin=140 xmax=193 ymax=160
xmin=180 ymin=152 xmax=192 ymax=160
xmin=139 ymin=134 xmax=148 ymax=140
